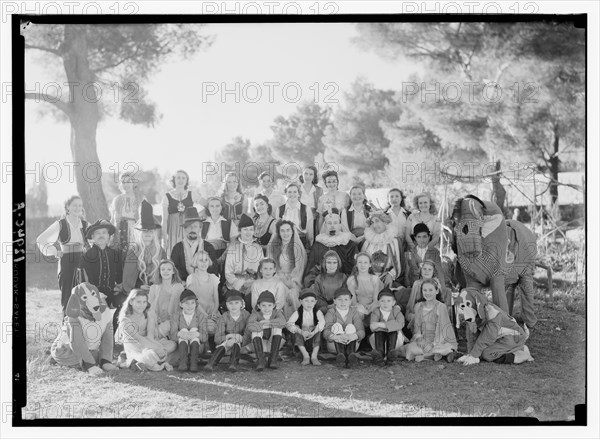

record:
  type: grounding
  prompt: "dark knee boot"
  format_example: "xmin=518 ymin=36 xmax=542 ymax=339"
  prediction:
xmin=178 ymin=341 xmax=189 ymax=372
xmin=228 ymin=344 xmax=241 ymax=372
xmin=267 ymin=335 xmax=283 ymax=369
xmin=189 ymin=341 xmax=200 ymax=372
xmin=346 ymin=341 xmax=358 ymax=368
xmin=253 ymin=337 xmax=266 ymax=371
xmin=372 ymin=332 xmax=386 ymax=366
xmin=386 ymin=332 xmax=399 ymax=364
xmin=204 ymin=346 xmax=226 ymax=372
xmin=334 ymin=342 xmax=347 ymax=367
xmin=493 ymin=353 xmax=515 ymax=364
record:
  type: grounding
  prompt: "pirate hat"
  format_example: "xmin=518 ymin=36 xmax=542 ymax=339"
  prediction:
xmin=85 ymin=219 xmax=116 ymax=239
xmin=134 ymin=200 xmax=162 ymax=231
xmin=181 ymin=207 xmax=202 ymax=227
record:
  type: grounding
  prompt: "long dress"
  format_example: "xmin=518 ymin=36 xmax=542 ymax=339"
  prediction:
xmin=165 ymin=191 xmax=194 ymax=257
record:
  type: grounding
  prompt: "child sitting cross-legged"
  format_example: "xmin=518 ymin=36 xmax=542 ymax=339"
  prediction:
xmin=118 ymin=288 xmax=177 ymax=372
xmin=285 ymin=289 xmax=326 ymax=366
xmin=369 ymin=289 xmax=405 ymax=366
xmin=402 ymin=279 xmax=457 ymax=363
xmin=323 ymin=287 xmax=365 ymax=368
xmin=169 ymin=289 xmax=208 ymax=372
xmin=245 ymin=291 xmax=287 ymax=371
xmin=204 ymin=289 xmax=251 ymax=372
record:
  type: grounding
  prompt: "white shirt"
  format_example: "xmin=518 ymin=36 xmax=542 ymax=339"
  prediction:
xmin=36 ymin=217 xmax=85 ymax=257
xmin=416 ymin=246 xmax=428 ymax=261
xmin=387 ymin=207 xmax=408 ymax=239
xmin=300 ymin=185 xmax=316 ymax=209
xmin=381 ymin=309 xmax=391 ymax=321
xmin=183 ymin=311 xmax=194 ymax=326
xmin=337 ymin=308 xmax=349 ymax=319
xmin=183 ymin=239 xmax=200 ymax=275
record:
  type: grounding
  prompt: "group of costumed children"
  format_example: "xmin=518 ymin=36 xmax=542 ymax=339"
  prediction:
xmin=42 ymin=170 xmax=532 ymax=374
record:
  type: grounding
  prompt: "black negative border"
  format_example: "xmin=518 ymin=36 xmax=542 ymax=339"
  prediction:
xmin=12 ymin=12 xmax=588 ymax=428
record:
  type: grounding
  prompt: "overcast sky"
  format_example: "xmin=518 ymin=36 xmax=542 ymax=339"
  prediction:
xmin=25 ymin=22 xmax=422 ymax=207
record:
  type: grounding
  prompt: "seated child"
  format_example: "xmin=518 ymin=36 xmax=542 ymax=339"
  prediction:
xmin=186 ymin=250 xmax=220 ymax=336
xmin=402 ymin=279 xmax=457 ymax=363
xmin=169 ymin=289 xmax=208 ymax=372
xmin=404 ymin=260 xmax=447 ymax=330
xmin=311 ymin=250 xmax=348 ymax=315
xmin=286 ymin=289 xmax=326 ymax=366
xmin=323 ymin=287 xmax=366 ymax=368
xmin=369 ymin=289 xmax=405 ymax=366
xmin=347 ymin=252 xmax=383 ymax=323
xmin=205 ymin=289 xmax=251 ymax=372
xmin=249 ymin=258 xmax=287 ymax=312
xmin=118 ymin=288 xmax=176 ymax=371
xmin=244 ymin=291 xmax=286 ymax=371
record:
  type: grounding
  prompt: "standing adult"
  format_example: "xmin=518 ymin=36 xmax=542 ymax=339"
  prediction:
xmin=162 ymin=170 xmax=205 ymax=257
xmin=276 ymin=182 xmax=314 ymax=248
xmin=201 ymin=196 xmax=238 ymax=261
xmin=255 ymin=171 xmax=286 ymax=215
xmin=341 ymin=185 xmax=372 ymax=248
xmin=384 ymin=188 xmax=410 ymax=248
xmin=220 ymin=172 xmax=248 ymax=227
xmin=251 ymin=194 xmax=277 ymax=253
xmin=299 ymin=165 xmax=324 ymax=234
xmin=317 ymin=170 xmax=350 ymax=214
xmin=36 ymin=195 xmax=89 ymax=314
xmin=110 ymin=172 xmax=145 ymax=262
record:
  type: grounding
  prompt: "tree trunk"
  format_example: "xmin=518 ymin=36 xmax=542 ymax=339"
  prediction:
xmin=549 ymin=122 xmax=560 ymax=206
xmin=63 ymin=25 xmax=109 ymax=222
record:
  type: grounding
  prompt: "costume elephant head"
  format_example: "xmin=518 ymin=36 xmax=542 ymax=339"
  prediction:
xmin=443 ymin=195 xmax=538 ymax=322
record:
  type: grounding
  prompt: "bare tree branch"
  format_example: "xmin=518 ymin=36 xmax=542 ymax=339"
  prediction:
xmin=25 ymin=92 xmax=72 ymax=117
xmin=24 ymin=44 xmax=61 ymax=56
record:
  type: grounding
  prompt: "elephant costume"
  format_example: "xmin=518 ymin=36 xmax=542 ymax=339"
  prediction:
xmin=447 ymin=195 xmax=538 ymax=327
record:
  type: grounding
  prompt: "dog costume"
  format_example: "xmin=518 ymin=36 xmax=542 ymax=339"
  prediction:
xmin=50 ymin=282 xmax=116 ymax=376
xmin=454 ymin=288 xmax=534 ymax=365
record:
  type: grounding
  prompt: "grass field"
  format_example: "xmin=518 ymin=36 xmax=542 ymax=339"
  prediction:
xmin=22 ymin=261 xmax=586 ymax=421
